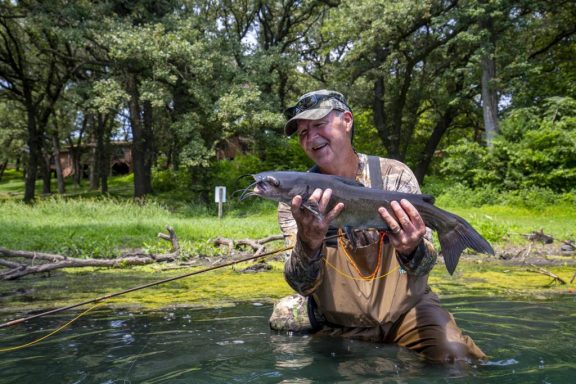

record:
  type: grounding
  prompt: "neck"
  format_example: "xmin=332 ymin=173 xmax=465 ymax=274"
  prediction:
xmin=319 ymin=149 xmax=358 ymax=179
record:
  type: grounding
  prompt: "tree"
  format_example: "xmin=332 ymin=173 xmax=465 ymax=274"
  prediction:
xmin=0 ymin=101 xmax=26 ymax=180
xmin=0 ymin=1 xmax=89 ymax=201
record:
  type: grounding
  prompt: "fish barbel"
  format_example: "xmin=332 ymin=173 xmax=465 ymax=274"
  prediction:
xmin=240 ymin=171 xmax=494 ymax=274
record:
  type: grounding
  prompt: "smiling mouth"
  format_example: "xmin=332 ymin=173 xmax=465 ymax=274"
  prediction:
xmin=312 ymin=143 xmax=328 ymax=151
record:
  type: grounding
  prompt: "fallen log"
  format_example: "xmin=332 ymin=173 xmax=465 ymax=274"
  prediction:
xmin=214 ymin=234 xmax=284 ymax=257
xmin=0 ymin=247 xmax=179 ymax=280
xmin=1 ymin=233 xmax=286 ymax=280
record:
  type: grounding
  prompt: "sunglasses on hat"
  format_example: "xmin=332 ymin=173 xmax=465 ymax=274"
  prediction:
xmin=284 ymin=92 xmax=350 ymax=120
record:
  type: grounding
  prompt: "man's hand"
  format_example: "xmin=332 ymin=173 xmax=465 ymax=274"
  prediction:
xmin=378 ymin=199 xmax=426 ymax=255
xmin=291 ymin=188 xmax=344 ymax=256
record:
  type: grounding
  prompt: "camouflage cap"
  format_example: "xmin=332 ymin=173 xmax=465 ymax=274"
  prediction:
xmin=284 ymin=89 xmax=351 ymax=136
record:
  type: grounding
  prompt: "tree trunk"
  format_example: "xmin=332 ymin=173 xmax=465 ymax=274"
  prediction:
xmin=40 ymin=150 xmax=52 ymax=195
xmin=127 ymin=74 xmax=153 ymax=198
xmin=70 ymin=145 xmax=82 ymax=187
xmin=68 ymin=115 xmax=87 ymax=187
xmin=373 ymin=77 xmax=390 ymax=151
xmin=99 ymin=113 xmax=111 ymax=194
xmin=0 ymin=161 xmax=7 ymax=181
xmin=52 ymin=133 xmax=65 ymax=194
xmin=90 ymin=115 xmax=101 ymax=190
xmin=481 ymin=54 xmax=499 ymax=148
xmin=414 ymin=107 xmax=457 ymax=184
xmin=24 ymin=103 xmax=40 ymax=203
xmin=89 ymin=151 xmax=98 ymax=189
xmin=479 ymin=5 xmax=499 ymax=148
xmin=142 ymin=99 xmax=154 ymax=193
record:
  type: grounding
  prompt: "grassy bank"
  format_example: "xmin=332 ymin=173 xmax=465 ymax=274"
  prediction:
xmin=0 ymin=197 xmax=279 ymax=258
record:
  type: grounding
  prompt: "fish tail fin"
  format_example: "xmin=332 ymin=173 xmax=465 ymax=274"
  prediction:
xmin=420 ymin=204 xmax=495 ymax=275
xmin=437 ymin=216 xmax=495 ymax=275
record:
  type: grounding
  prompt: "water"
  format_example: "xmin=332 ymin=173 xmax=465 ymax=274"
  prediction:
xmin=1 ymin=296 xmax=574 ymax=383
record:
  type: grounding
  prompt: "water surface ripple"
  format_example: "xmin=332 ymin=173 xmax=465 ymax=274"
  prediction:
xmin=1 ymin=296 xmax=574 ymax=383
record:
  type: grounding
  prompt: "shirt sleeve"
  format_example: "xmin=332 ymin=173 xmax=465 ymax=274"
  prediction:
xmin=278 ymin=202 xmax=325 ymax=295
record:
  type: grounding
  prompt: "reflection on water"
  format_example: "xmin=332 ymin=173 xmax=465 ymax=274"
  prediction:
xmin=0 ymin=296 xmax=574 ymax=383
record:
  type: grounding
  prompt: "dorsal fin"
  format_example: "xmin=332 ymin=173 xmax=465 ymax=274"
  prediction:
xmin=421 ymin=193 xmax=435 ymax=204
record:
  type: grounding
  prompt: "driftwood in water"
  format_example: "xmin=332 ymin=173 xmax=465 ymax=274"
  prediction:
xmin=0 ymin=247 xmax=179 ymax=280
xmin=0 ymin=230 xmax=286 ymax=280
xmin=526 ymin=263 xmax=567 ymax=285
xmin=214 ymin=234 xmax=285 ymax=257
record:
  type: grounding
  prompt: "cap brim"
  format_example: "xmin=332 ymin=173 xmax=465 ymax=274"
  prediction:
xmin=284 ymin=107 xmax=334 ymax=136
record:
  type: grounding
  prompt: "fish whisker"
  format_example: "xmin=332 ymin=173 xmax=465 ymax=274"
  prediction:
xmin=238 ymin=180 xmax=259 ymax=201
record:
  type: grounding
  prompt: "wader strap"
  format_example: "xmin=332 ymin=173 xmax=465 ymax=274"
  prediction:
xmin=368 ymin=155 xmax=383 ymax=190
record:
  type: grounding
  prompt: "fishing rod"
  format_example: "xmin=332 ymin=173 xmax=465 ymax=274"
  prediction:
xmin=0 ymin=232 xmax=347 ymax=329
xmin=0 ymin=245 xmax=293 ymax=329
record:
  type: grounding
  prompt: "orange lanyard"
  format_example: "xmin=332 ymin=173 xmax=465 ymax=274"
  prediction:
xmin=337 ymin=230 xmax=385 ymax=280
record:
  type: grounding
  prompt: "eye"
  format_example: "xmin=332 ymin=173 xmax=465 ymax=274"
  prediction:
xmin=315 ymin=120 xmax=327 ymax=127
xmin=265 ymin=176 xmax=280 ymax=187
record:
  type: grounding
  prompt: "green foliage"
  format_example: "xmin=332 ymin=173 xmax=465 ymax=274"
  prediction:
xmin=352 ymin=110 xmax=388 ymax=157
xmin=1 ymin=0 xmax=575 ymax=203
xmin=440 ymin=97 xmax=576 ymax=192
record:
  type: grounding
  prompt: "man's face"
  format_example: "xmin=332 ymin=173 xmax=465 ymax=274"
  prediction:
xmin=296 ymin=110 xmax=353 ymax=170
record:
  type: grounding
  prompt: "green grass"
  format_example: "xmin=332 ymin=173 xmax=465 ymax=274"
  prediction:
xmin=0 ymin=197 xmax=279 ymax=258
xmin=0 ymin=170 xmax=279 ymax=257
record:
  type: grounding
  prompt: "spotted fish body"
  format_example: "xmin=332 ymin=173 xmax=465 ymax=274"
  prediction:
xmin=241 ymin=171 xmax=494 ymax=275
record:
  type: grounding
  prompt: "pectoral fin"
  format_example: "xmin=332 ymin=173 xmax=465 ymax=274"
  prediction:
xmin=301 ymin=200 xmax=323 ymax=221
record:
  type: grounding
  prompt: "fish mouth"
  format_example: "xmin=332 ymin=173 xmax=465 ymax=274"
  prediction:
xmin=238 ymin=175 xmax=280 ymax=201
xmin=238 ymin=179 xmax=260 ymax=201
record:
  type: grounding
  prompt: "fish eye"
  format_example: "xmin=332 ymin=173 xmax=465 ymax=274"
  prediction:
xmin=265 ymin=176 xmax=280 ymax=187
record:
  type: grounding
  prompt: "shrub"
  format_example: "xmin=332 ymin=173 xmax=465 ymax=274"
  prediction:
xmin=439 ymin=97 xmax=576 ymax=193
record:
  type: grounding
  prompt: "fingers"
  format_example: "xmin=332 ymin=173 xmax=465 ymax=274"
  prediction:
xmin=378 ymin=199 xmax=426 ymax=255
xmin=291 ymin=188 xmax=343 ymax=225
xmin=291 ymin=188 xmax=343 ymax=254
xmin=400 ymin=199 xmax=425 ymax=231
xmin=378 ymin=206 xmax=402 ymax=234
xmin=379 ymin=199 xmax=424 ymax=232
xmin=325 ymin=202 xmax=345 ymax=222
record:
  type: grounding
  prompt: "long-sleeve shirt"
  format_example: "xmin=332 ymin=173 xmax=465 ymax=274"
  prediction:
xmin=277 ymin=153 xmax=437 ymax=296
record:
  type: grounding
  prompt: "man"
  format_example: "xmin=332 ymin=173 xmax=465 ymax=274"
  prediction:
xmin=269 ymin=90 xmax=485 ymax=362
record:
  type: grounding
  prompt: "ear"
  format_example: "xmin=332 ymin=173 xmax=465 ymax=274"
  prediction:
xmin=342 ymin=111 xmax=353 ymax=136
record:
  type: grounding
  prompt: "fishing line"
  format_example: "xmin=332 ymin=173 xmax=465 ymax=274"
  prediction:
xmin=0 ymin=246 xmax=293 ymax=353
xmin=0 ymin=231 xmax=369 ymax=352
xmin=0 ymin=301 xmax=105 ymax=353
xmin=0 ymin=244 xmax=295 ymax=330
xmin=323 ymin=258 xmax=400 ymax=281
